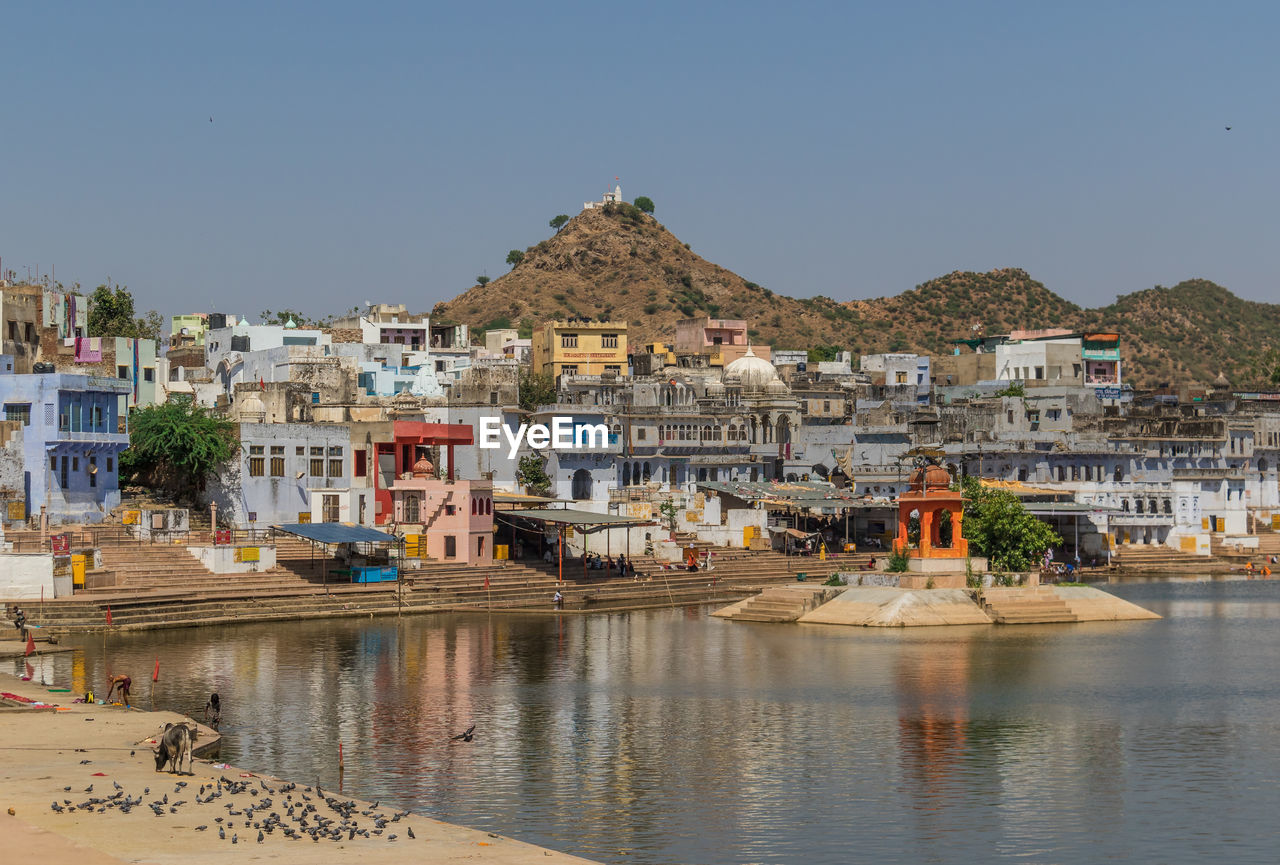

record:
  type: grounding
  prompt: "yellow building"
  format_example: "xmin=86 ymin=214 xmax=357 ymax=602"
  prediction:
xmin=531 ymin=320 xmax=628 ymax=378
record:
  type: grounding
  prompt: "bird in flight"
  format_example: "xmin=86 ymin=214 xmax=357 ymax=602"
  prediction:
xmin=209 ymin=116 xmax=213 ymax=123
xmin=1225 ymin=125 xmax=1232 ymax=130
xmin=450 ymin=723 xmax=476 ymax=742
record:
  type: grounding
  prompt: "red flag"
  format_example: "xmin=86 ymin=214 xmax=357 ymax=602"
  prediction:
xmin=152 ymin=657 xmax=160 ymax=682
xmin=105 ymin=605 xmax=113 ymax=626
xmin=259 ymin=376 xmax=265 ymax=391
xmin=25 ymin=632 xmax=36 ymax=656
xmin=484 ymin=573 xmax=490 ymax=590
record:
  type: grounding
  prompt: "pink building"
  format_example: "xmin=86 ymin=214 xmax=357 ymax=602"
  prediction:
xmin=674 ymin=316 xmax=769 ymax=367
xmin=391 ymin=457 xmax=494 ymax=565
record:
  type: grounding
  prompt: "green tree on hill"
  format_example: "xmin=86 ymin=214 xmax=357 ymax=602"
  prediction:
xmin=634 ymin=196 xmax=655 ymax=214
xmin=549 ymin=214 xmax=569 ymax=232
xmin=506 ymin=249 xmax=525 ymax=268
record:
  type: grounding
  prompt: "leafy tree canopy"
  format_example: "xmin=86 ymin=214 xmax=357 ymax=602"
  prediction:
xmin=961 ymin=476 xmax=1061 ymax=572
xmin=549 ymin=214 xmax=569 ymax=232
xmin=119 ymin=399 xmax=238 ymax=504
xmin=88 ymin=283 xmax=163 ymax=340
xmin=476 ymin=275 xmax=491 ymax=286
xmin=994 ymin=382 xmax=1026 ymax=398
xmin=506 ymin=249 xmax=525 ymax=268
xmin=517 ymin=454 xmax=551 ymax=496
xmin=259 ymin=308 xmax=315 ymax=327
xmin=633 ymin=195 xmax=655 ymax=214
xmin=518 ymin=369 xmax=557 ymax=412
xmin=807 ymin=345 xmax=845 ymax=363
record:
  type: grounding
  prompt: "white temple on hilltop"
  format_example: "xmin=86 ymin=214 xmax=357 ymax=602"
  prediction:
xmin=583 ymin=182 xmax=623 ymax=211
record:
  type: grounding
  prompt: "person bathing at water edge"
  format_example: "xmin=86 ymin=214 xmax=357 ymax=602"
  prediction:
xmin=105 ymin=674 xmax=132 ymax=707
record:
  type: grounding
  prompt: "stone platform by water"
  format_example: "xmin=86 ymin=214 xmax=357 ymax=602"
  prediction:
xmin=717 ymin=585 xmax=1160 ymax=627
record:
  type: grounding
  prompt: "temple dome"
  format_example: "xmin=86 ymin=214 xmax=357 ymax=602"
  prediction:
xmin=239 ymin=393 xmax=265 ymax=422
xmin=412 ymin=457 xmax=435 ymax=479
xmin=724 ymin=346 xmax=782 ymax=392
xmin=907 ymin=463 xmax=951 ymax=493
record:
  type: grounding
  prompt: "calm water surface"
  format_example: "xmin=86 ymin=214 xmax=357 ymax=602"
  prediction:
xmin=14 ymin=579 xmax=1280 ymax=865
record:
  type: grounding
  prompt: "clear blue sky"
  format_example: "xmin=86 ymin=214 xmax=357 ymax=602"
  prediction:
xmin=3 ymin=2 xmax=1276 ymax=322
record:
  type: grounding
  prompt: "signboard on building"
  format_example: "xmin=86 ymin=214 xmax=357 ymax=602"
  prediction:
xmin=235 ymin=547 xmax=260 ymax=563
xmin=51 ymin=534 xmax=70 ymax=554
xmin=1094 ymin=387 xmax=1123 ymax=400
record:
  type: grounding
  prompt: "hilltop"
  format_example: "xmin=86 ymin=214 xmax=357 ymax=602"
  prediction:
xmin=431 ymin=205 xmax=1279 ymax=389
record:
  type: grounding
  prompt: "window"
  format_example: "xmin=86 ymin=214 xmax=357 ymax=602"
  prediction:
xmin=444 ymin=535 xmax=457 ymax=558
xmin=60 ymin=456 xmax=68 ymax=488
xmin=471 ymin=498 xmax=477 ymax=515
xmin=3 ymin=403 xmax=31 ymax=425
xmin=143 ymin=367 xmax=154 ymax=382
xmin=823 ymin=400 xmax=831 ymax=413
xmin=1034 ymin=366 xmax=1044 ymax=379
xmin=72 ymin=457 xmax=79 ymax=471
xmin=89 ymin=456 xmax=97 ymax=488
xmin=322 ymin=494 xmax=340 ymax=523
xmin=403 ymin=494 xmax=420 ymax=522
xmin=354 ymin=450 xmax=367 ymax=477
xmin=296 ymin=446 xmax=305 ymax=456
xmin=561 ymin=364 xmax=578 ymax=376
xmin=604 ymin=365 xmax=621 ymax=375
xmin=445 ymin=504 xmax=456 ymax=516
xmin=602 ymin=334 xmax=618 ymax=348
xmin=270 ymin=444 xmax=285 ymax=476
xmin=490 ymin=391 xmax=499 ymax=405
xmin=311 ymin=392 xmax=320 ymax=405
xmin=895 ymin=371 xmax=908 ymax=384
xmin=249 ymin=445 xmax=265 ymax=477
xmin=117 ymin=365 xmax=129 ymax=379
xmin=561 ymin=333 xmax=578 ymax=348
xmin=637 ymin=427 xmax=646 ymax=441
xmin=24 ymin=323 xmax=35 ymax=342
xmin=107 ymin=457 xmax=113 ymax=473
xmin=328 ymin=459 xmax=343 ymax=478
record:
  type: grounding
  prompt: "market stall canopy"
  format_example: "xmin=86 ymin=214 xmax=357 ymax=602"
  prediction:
xmin=273 ymin=523 xmax=399 ymax=544
xmin=500 ymin=508 xmax=655 ymax=534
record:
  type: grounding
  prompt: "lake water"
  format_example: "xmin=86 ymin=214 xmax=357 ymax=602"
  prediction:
xmin=15 ymin=579 xmax=1280 ymax=865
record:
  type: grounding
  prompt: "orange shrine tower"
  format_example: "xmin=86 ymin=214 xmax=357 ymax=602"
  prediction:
xmin=894 ymin=461 xmax=968 ymax=559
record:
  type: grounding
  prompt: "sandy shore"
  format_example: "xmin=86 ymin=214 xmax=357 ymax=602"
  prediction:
xmin=0 ymin=673 xmax=597 ymax=864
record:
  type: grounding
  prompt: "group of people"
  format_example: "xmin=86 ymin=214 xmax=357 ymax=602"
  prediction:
xmin=582 ymin=552 xmax=635 ymax=578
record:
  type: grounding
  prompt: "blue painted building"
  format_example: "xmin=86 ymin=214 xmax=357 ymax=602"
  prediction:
xmin=0 ymin=372 xmax=131 ymax=525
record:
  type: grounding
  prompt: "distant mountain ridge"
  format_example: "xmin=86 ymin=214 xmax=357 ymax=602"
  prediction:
xmin=430 ymin=206 xmax=1278 ymax=388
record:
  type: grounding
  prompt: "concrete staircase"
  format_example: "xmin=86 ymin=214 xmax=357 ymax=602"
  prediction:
xmin=981 ymin=587 xmax=1078 ymax=624
xmin=1112 ymin=544 xmax=1217 ymax=573
xmin=720 ymin=585 xmax=839 ymax=623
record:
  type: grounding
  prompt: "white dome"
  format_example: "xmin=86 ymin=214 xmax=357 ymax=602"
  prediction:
xmin=724 ymin=346 xmax=781 ymax=391
xmin=239 ymin=393 xmax=265 ymax=422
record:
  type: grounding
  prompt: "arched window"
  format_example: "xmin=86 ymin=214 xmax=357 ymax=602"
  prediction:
xmin=404 ymin=495 xmax=420 ymax=523
xmin=1114 ymin=465 xmax=1123 ymax=482
xmin=485 ymin=498 xmax=492 ymax=515
xmin=471 ymin=498 xmax=477 ymax=515
xmin=623 ymin=463 xmax=631 ymax=486
xmin=643 ymin=462 xmax=651 ymax=482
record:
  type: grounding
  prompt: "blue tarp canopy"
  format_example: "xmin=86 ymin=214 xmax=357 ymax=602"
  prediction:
xmin=273 ymin=523 xmax=398 ymax=545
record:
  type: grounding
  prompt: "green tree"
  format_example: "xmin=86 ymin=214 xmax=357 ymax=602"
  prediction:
xmin=87 ymin=283 xmax=164 ymax=340
xmin=517 ymin=454 xmax=551 ymax=496
xmin=259 ymin=308 xmax=313 ymax=327
xmin=549 ymin=214 xmax=569 ymax=232
xmin=961 ymin=476 xmax=1062 ymax=572
xmin=658 ymin=499 xmax=679 ymax=534
xmin=506 ymin=249 xmax=525 ymax=268
xmin=633 ymin=196 xmax=655 ymax=214
xmin=476 ymin=275 xmax=491 ymax=286
xmin=807 ymin=346 xmax=844 ymax=363
xmin=994 ymin=382 xmax=1026 ymax=398
xmin=119 ymin=398 xmax=238 ymax=504
xmin=518 ymin=369 xmax=557 ymax=411
xmin=1247 ymin=346 xmax=1280 ymax=386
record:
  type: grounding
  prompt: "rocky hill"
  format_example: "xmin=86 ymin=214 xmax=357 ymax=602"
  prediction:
xmin=431 ymin=205 xmax=1278 ymax=389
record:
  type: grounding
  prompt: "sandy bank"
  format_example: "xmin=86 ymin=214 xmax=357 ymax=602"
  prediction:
xmin=0 ymin=673 xmax=596 ymax=864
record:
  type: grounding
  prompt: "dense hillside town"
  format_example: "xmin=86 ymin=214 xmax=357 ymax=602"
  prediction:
xmin=3 ymin=269 xmax=1278 ymax=568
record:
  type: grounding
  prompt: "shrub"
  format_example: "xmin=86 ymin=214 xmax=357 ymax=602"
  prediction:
xmin=886 ymin=547 xmax=911 ymax=572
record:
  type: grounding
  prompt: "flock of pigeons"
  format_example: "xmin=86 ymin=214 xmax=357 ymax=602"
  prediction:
xmin=49 ymin=723 xmax=478 ymax=845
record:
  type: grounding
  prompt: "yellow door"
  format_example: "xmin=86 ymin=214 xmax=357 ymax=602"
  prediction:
xmin=72 ymin=554 xmax=86 ymax=587
xmin=743 ymin=526 xmax=757 ymax=547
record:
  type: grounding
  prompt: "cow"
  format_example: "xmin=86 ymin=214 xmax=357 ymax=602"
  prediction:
xmin=154 ymin=722 xmax=194 ymax=774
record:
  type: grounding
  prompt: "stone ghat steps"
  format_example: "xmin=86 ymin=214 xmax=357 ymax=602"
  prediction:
xmin=1112 ymin=546 xmax=1219 ymax=571
xmin=981 ymin=587 xmax=1078 ymax=624
xmin=722 ymin=585 xmax=837 ymax=623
